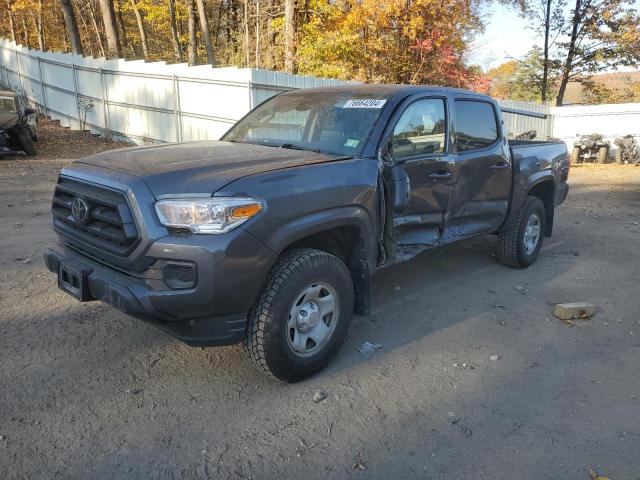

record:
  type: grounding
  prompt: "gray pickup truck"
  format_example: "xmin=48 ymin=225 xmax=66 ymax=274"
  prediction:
xmin=45 ymin=85 xmax=569 ymax=382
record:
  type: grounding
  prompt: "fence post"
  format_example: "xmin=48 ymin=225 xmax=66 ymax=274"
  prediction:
xmin=99 ymin=68 xmax=112 ymax=140
xmin=14 ymin=49 xmax=23 ymax=92
xmin=71 ymin=64 xmax=82 ymax=130
xmin=37 ymin=57 xmax=48 ymax=117
xmin=172 ymin=75 xmax=182 ymax=142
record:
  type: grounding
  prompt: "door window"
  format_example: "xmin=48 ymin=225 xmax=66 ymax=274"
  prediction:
xmin=390 ymin=98 xmax=446 ymax=159
xmin=454 ymin=100 xmax=498 ymax=152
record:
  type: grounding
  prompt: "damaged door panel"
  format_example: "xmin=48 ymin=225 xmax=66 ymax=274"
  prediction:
xmin=383 ymin=96 xmax=454 ymax=258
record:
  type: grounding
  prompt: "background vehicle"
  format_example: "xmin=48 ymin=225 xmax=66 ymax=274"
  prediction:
xmin=614 ymin=135 xmax=639 ymax=165
xmin=515 ymin=130 xmax=537 ymax=140
xmin=0 ymin=90 xmax=38 ymax=156
xmin=44 ymin=85 xmax=569 ymax=382
xmin=571 ymin=133 xmax=609 ymax=164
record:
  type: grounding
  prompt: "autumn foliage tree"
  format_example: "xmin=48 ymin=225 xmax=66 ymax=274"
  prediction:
xmin=296 ymin=0 xmax=485 ymax=88
xmin=1 ymin=0 xmax=488 ymax=91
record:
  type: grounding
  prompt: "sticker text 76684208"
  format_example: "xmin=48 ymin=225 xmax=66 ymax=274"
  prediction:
xmin=342 ymin=99 xmax=387 ymax=109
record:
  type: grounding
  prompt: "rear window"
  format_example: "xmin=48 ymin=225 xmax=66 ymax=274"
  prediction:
xmin=0 ymin=97 xmax=17 ymax=113
xmin=454 ymin=100 xmax=498 ymax=152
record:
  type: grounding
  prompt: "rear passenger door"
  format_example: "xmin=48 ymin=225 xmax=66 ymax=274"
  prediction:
xmin=444 ymin=98 xmax=512 ymax=239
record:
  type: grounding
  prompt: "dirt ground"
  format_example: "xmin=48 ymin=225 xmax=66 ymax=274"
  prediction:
xmin=1 ymin=119 xmax=639 ymax=480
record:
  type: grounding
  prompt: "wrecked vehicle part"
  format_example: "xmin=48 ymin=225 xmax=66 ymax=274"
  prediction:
xmin=0 ymin=90 xmax=37 ymax=156
xmin=614 ymin=135 xmax=640 ymax=165
xmin=571 ymin=133 xmax=610 ymax=164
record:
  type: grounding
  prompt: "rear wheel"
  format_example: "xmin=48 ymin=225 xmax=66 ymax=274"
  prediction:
xmin=245 ymin=248 xmax=354 ymax=383
xmin=13 ymin=126 xmax=36 ymax=156
xmin=498 ymin=196 xmax=546 ymax=269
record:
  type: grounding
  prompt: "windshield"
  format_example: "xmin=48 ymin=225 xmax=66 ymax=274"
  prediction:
xmin=0 ymin=97 xmax=17 ymax=113
xmin=222 ymin=91 xmax=391 ymax=156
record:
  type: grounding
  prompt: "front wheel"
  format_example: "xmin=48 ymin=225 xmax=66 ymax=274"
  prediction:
xmin=245 ymin=248 xmax=354 ymax=383
xmin=571 ymin=146 xmax=581 ymax=164
xmin=498 ymin=196 xmax=546 ymax=268
xmin=597 ymin=146 xmax=608 ymax=164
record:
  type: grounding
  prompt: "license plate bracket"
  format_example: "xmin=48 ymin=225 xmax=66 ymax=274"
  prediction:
xmin=58 ymin=261 xmax=94 ymax=301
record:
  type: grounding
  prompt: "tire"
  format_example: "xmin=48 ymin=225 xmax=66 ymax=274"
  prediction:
xmin=244 ymin=248 xmax=354 ymax=383
xmin=571 ymin=146 xmax=581 ymax=164
xmin=596 ymin=146 xmax=608 ymax=164
xmin=14 ymin=127 xmax=37 ymax=156
xmin=615 ymin=149 xmax=623 ymax=164
xmin=498 ymin=196 xmax=546 ymax=269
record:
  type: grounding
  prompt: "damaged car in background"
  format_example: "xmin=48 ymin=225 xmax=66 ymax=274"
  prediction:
xmin=0 ymin=90 xmax=38 ymax=157
xmin=44 ymin=85 xmax=569 ymax=382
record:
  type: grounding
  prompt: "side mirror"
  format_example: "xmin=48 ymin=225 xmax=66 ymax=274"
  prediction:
xmin=23 ymin=108 xmax=36 ymax=116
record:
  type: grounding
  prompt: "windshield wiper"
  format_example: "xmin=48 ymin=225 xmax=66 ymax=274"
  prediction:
xmin=279 ymin=143 xmax=325 ymax=153
xmin=279 ymin=143 xmax=305 ymax=150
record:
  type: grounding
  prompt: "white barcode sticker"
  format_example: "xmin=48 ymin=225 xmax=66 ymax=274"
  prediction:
xmin=342 ymin=98 xmax=387 ymax=109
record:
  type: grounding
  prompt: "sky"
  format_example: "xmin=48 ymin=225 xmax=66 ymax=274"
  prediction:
xmin=468 ymin=3 xmax=540 ymax=70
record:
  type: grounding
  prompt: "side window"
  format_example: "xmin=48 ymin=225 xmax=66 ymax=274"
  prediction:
xmin=390 ymin=98 xmax=446 ymax=159
xmin=454 ymin=100 xmax=498 ymax=152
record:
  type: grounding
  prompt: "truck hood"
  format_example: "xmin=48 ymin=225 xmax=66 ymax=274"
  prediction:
xmin=76 ymin=140 xmax=345 ymax=197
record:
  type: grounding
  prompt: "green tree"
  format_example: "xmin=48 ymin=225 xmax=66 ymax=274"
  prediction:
xmin=556 ymin=0 xmax=640 ymax=105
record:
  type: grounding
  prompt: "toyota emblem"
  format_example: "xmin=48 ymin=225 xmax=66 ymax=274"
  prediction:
xmin=71 ymin=197 xmax=90 ymax=225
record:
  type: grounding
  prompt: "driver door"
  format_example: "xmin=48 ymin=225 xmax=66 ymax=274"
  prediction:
xmin=388 ymin=97 xmax=455 ymax=246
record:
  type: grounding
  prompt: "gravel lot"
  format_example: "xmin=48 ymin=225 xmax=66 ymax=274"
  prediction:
xmin=1 ymin=120 xmax=639 ymax=479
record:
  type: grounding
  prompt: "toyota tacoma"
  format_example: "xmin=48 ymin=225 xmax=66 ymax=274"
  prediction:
xmin=45 ymin=85 xmax=569 ymax=382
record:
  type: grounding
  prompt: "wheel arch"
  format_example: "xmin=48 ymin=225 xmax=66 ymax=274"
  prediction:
xmin=264 ymin=207 xmax=377 ymax=316
xmin=527 ymin=178 xmax=556 ymax=237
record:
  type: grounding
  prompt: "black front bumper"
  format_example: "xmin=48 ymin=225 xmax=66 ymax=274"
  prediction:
xmin=44 ymin=246 xmax=251 ymax=347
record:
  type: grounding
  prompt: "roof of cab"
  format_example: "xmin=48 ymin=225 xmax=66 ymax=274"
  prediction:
xmin=0 ymin=90 xmax=16 ymax=97
xmin=279 ymin=83 xmax=491 ymax=100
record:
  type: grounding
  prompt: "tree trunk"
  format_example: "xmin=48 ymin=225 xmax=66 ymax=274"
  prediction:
xmin=5 ymin=0 xmax=17 ymax=43
xmin=187 ymin=0 xmax=197 ymax=65
xmin=19 ymin=15 xmax=30 ymax=48
xmin=168 ymin=0 xmax=182 ymax=62
xmin=284 ymin=0 xmax=295 ymax=73
xmin=97 ymin=0 xmax=122 ymax=58
xmin=556 ymin=0 xmax=582 ymax=106
xmin=243 ymin=0 xmax=249 ymax=66
xmin=57 ymin=0 xmax=71 ymax=52
xmin=60 ymin=0 xmax=84 ymax=54
xmin=255 ymin=0 xmax=260 ymax=68
xmin=129 ymin=0 xmax=149 ymax=59
xmin=541 ymin=0 xmax=552 ymax=102
xmin=74 ymin=1 xmax=94 ymax=56
xmin=33 ymin=0 xmax=45 ymax=50
xmin=86 ymin=0 xmax=107 ymax=57
xmin=195 ymin=0 xmax=215 ymax=65
xmin=116 ymin=0 xmax=130 ymax=55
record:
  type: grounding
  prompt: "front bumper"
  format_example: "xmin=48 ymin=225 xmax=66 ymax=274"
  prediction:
xmin=44 ymin=230 xmax=274 ymax=346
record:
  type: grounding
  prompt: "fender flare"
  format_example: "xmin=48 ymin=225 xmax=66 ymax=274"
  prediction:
xmin=501 ymin=172 xmax=556 ymax=232
xmin=266 ymin=205 xmax=378 ymax=271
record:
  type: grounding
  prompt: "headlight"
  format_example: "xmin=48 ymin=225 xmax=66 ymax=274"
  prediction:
xmin=155 ymin=197 xmax=263 ymax=234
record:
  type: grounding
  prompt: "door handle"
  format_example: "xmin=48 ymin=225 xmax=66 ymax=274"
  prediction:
xmin=428 ymin=171 xmax=452 ymax=180
xmin=489 ymin=161 xmax=510 ymax=171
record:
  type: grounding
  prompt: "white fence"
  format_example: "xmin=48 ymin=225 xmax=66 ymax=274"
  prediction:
xmin=15 ymin=39 xmax=637 ymax=149
xmin=0 ymin=39 xmax=349 ymax=144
